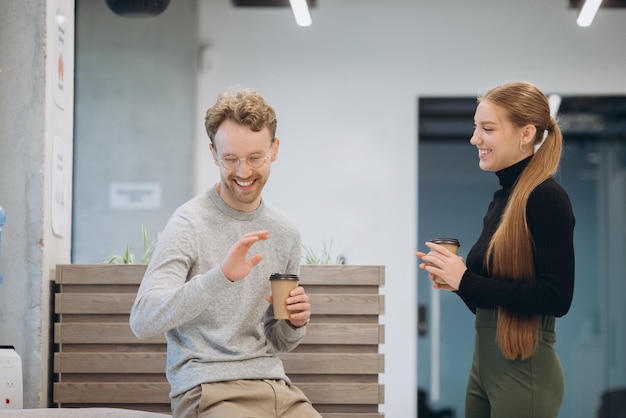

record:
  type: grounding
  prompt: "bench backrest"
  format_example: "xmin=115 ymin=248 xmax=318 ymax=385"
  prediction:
xmin=53 ymin=264 xmax=385 ymax=417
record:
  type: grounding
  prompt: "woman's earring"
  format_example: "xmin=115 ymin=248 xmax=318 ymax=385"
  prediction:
xmin=520 ymin=143 xmax=526 ymax=152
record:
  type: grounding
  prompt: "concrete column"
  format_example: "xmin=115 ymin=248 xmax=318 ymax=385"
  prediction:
xmin=0 ymin=0 xmax=74 ymax=408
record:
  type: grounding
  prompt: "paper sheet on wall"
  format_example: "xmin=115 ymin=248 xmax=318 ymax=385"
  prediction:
xmin=53 ymin=8 xmax=68 ymax=110
xmin=52 ymin=136 xmax=68 ymax=237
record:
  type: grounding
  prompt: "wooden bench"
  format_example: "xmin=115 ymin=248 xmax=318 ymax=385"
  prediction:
xmin=53 ymin=264 xmax=385 ymax=417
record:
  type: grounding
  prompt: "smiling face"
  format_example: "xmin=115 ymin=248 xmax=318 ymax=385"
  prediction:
xmin=470 ymin=100 xmax=534 ymax=172
xmin=210 ymin=119 xmax=279 ymax=212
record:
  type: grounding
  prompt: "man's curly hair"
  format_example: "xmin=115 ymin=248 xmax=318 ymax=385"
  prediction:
xmin=205 ymin=88 xmax=277 ymax=149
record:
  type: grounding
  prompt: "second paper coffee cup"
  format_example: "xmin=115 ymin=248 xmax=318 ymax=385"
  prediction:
xmin=269 ymin=273 xmax=299 ymax=319
xmin=430 ymin=238 xmax=460 ymax=284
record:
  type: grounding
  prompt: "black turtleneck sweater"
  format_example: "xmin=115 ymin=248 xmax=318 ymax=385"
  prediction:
xmin=457 ymin=157 xmax=575 ymax=317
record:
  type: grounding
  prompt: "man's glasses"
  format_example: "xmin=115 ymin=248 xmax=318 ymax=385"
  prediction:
xmin=219 ymin=153 xmax=270 ymax=170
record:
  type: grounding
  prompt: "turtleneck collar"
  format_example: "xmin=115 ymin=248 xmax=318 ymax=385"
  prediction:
xmin=495 ymin=156 xmax=532 ymax=188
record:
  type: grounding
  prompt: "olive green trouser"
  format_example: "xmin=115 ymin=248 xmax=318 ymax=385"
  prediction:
xmin=465 ymin=308 xmax=564 ymax=418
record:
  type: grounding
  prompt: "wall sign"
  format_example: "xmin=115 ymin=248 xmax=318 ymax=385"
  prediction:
xmin=109 ymin=182 xmax=162 ymax=210
xmin=53 ymin=9 xmax=68 ymax=110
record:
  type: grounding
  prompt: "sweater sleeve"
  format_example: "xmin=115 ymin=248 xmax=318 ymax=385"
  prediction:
xmin=457 ymin=180 xmax=575 ymax=317
xmin=129 ymin=212 xmax=232 ymax=339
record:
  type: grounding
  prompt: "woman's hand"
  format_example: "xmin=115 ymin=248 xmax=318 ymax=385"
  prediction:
xmin=416 ymin=241 xmax=467 ymax=290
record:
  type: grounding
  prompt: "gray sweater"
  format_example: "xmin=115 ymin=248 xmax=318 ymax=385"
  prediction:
xmin=129 ymin=187 xmax=305 ymax=398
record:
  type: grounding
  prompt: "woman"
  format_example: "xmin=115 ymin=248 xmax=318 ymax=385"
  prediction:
xmin=416 ymin=81 xmax=575 ymax=418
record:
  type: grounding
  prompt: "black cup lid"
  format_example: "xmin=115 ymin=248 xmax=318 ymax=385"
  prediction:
xmin=430 ymin=237 xmax=460 ymax=246
xmin=269 ymin=273 xmax=299 ymax=280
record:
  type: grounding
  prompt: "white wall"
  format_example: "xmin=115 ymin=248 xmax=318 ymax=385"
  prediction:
xmin=193 ymin=1 xmax=626 ymax=416
xmin=72 ymin=0 xmax=197 ymax=264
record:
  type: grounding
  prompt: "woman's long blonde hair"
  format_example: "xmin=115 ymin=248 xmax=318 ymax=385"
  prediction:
xmin=480 ymin=82 xmax=562 ymax=360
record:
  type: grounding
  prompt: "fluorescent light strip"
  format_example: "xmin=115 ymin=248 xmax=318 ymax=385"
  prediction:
xmin=577 ymin=0 xmax=603 ymax=27
xmin=289 ymin=0 xmax=312 ymax=27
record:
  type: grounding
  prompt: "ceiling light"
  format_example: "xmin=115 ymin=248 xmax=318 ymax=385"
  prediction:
xmin=289 ymin=0 xmax=312 ymax=27
xmin=577 ymin=0 xmax=603 ymax=27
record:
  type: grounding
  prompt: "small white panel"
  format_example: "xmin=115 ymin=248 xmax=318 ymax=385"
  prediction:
xmin=0 ymin=348 xmax=23 ymax=409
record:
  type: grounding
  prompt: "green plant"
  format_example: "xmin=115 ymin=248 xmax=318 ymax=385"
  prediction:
xmin=302 ymin=240 xmax=346 ymax=265
xmin=101 ymin=224 xmax=160 ymax=265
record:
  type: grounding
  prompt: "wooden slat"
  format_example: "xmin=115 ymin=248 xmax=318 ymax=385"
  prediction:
xmin=55 ymin=293 xmax=136 ymax=314
xmin=281 ymin=352 xmax=383 ymax=374
xmin=304 ymin=323 xmax=384 ymax=345
xmin=53 ymin=382 xmax=383 ymax=410
xmin=56 ymin=264 xmax=148 ymax=285
xmin=49 ymin=404 xmax=173 ymax=414
xmin=54 ymin=352 xmax=383 ymax=375
xmin=53 ymin=382 xmax=170 ymax=404
xmin=298 ymin=383 xmax=384 ymax=404
xmin=54 ymin=264 xmax=385 ymax=287
xmin=54 ymin=352 xmax=166 ymax=374
xmin=54 ymin=323 xmax=165 ymax=345
xmin=55 ymin=293 xmax=382 ymax=316
xmin=55 ymin=322 xmax=382 ymax=346
xmin=299 ymin=265 xmax=385 ymax=286
xmin=311 ymin=294 xmax=383 ymax=315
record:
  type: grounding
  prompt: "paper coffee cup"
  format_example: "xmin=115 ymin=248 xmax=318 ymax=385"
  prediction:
xmin=269 ymin=273 xmax=299 ymax=319
xmin=430 ymin=238 xmax=460 ymax=284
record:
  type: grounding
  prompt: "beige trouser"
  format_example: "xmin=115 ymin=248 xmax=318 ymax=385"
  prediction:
xmin=171 ymin=379 xmax=322 ymax=418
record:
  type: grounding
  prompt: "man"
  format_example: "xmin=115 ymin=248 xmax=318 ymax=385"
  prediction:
xmin=130 ymin=88 xmax=320 ymax=417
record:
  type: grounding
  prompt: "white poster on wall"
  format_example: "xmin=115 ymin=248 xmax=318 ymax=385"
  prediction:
xmin=53 ymin=8 xmax=68 ymax=110
xmin=52 ymin=136 xmax=69 ymax=237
